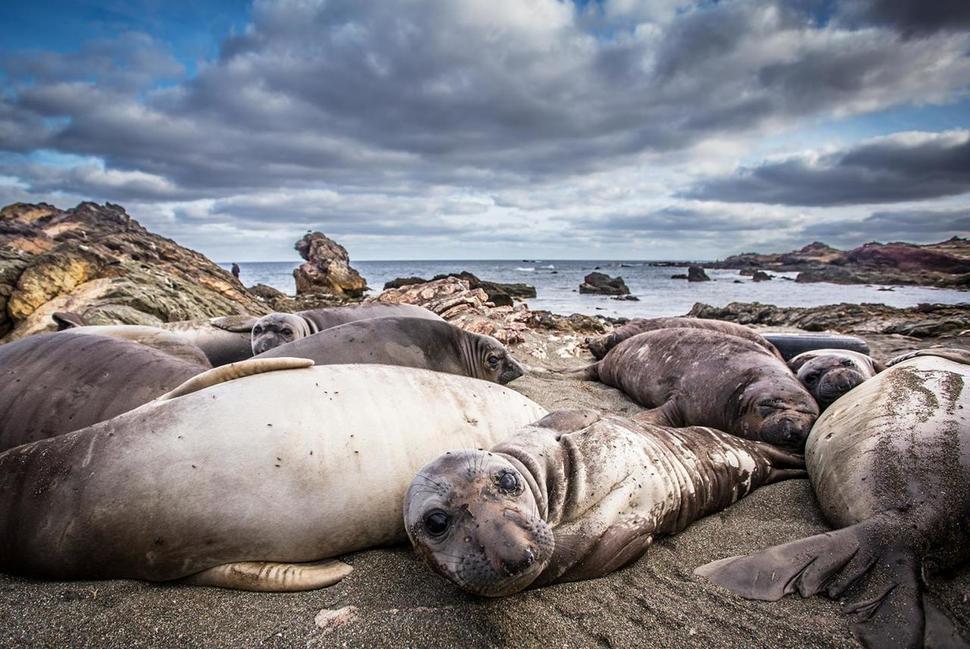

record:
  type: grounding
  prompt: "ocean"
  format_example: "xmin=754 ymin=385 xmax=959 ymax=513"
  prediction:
xmin=222 ymin=260 xmax=969 ymax=318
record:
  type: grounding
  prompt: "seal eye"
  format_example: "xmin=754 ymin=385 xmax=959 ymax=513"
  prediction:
xmin=253 ymin=325 xmax=263 ymax=334
xmin=497 ymin=471 xmax=518 ymax=493
xmin=424 ymin=510 xmax=450 ymax=537
xmin=805 ymin=372 xmax=820 ymax=385
xmin=486 ymin=354 xmax=500 ymax=367
xmin=282 ymin=328 xmax=293 ymax=336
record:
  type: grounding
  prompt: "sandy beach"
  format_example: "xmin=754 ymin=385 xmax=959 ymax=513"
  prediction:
xmin=3 ymin=329 xmax=967 ymax=649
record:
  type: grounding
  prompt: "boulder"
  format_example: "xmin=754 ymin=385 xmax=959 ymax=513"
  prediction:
xmin=687 ymin=265 xmax=711 ymax=282
xmin=293 ymin=232 xmax=367 ymax=297
xmin=0 ymin=202 xmax=269 ymax=342
xmin=579 ymin=272 xmax=630 ymax=295
xmin=383 ymin=276 xmax=427 ymax=290
xmin=751 ymin=270 xmax=772 ymax=282
xmin=384 ymin=271 xmax=536 ymax=307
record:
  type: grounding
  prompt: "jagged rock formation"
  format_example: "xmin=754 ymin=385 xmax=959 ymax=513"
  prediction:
xmin=689 ymin=301 xmax=970 ymax=337
xmin=293 ymin=232 xmax=367 ymax=297
xmin=714 ymin=238 xmax=970 ymax=288
xmin=383 ymin=271 xmax=536 ymax=306
xmin=687 ymin=265 xmax=710 ymax=282
xmin=0 ymin=202 xmax=268 ymax=342
xmin=579 ymin=272 xmax=630 ymax=295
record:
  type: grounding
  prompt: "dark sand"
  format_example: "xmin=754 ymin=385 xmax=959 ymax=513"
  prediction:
xmin=2 ymin=330 xmax=968 ymax=648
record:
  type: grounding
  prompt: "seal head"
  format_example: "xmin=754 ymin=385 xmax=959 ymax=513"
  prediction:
xmin=405 ymin=450 xmax=554 ymax=596
xmin=789 ymin=349 xmax=881 ymax=409
xmin=471 ymin=335 xmax=525 ymax=384
xmin=251 ymin=313 xmax=314 ymax=355
xmin=736 ymin=380 xmax=818 ymax=451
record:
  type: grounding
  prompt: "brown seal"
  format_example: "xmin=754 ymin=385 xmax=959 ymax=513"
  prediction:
xmin=0 ymin=331 xmax=209 ymax=451
xmin=257 ymin=317 xmax=525 ymax=384
xmin=696 ymin=349 xmax=970 ymax=649
xmin=586 ymin=316 xmax=780 ymax=360
xmin=788 ymin=348 xmax=883 ymax=409
xmin=404 ymin=410 xmax=805 ymax=597
xmin=584 ymin=328 xmax=818 ymax=450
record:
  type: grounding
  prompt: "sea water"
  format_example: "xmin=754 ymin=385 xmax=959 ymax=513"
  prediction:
xmin=222 ymin=260 xmax=969 ymax=318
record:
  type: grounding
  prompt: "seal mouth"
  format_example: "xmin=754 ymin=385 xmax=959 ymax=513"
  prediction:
xmin=816 ymin=370 xmax=864 ymax=406
xmin=499 ymin=357 xmax=526 ymax=384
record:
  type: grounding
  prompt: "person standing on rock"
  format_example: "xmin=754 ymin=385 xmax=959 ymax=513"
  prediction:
xmin=231 ymin=263 xmax=240 ymax=280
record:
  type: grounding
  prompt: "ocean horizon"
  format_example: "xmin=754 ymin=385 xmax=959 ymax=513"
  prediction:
xmin=222 ymin=259 xmax=970 ymax=319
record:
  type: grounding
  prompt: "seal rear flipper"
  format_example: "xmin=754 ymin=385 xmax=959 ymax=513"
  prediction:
xmin=181 ymin=559 xmax=352 ymax=592
xmin=555 ymin=362 xmax=600 ymax=381
xmin=694 ymin=521 xmax=927 ymax=649
xmin=208 ymin=314 xmax=258 ymax=332
xmin=52 ymin=311 xmax=86 ymax=329
xmin=158 ymin=357 xmax=314 ymax=400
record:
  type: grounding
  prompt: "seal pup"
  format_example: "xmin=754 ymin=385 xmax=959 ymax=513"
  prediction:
xmin=0 ymin=331 xmax=209 ymax=451
xmin=252 ymin=304 xmax=443 ymax=355
xmin=586 ymin=317 xmax=781 ymax=360
xmin=788 ymin=348 xmax=883 ymax=409
xmin=404 ymin=410 xmax=805 ymax=597
xmin=583 ymin=328 xmax=818 ymax=450
xmin=0 ymin=361 xmax=547 ymax=590
xmin=256 ymin=317 xmax=525 ymax=384
xmin=695 ymin=349 xmax=970 ymax=649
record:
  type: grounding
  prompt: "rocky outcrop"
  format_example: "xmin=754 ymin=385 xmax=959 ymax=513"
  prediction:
xmin=688 ymin=301 xmax=970 ymax=337
xmin=293 ymin=232 xmax=367 ymax=297
xmin=383 ymin=271 xmax=536 ymax=307
xmin=751 ymin=270 xmax=772 ymax=282
xmin=0 ymin=202 xmax=269 ymax=341
xmin=579 ymin=272 xmax=630 ymax=295
xmin=687 ymin=265 xmax=710 ymax=282
xmin=715 ymin=238 xmax=970 ymax=289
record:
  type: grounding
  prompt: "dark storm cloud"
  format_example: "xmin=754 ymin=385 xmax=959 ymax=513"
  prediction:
xmin=838 ymin=0 xmax=970 ymax=36
xmin=802 ymin=207 xmax=970 ymax=242
xmin=1 ymin=0 xmax=969 ymax=204
xmin=682 ymin=131 xmax=970 ymax=206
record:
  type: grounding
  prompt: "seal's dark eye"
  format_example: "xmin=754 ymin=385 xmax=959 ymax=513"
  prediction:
xmin=805 ymin=372 xmax=820 ymax=384
xmin=498 ymin=471 xmax=518 ymax=493
xmin=282 ymin=328 xmax=293 ymax=336
xmin=424 ymin=510 xmax=450 ymax=537
xmin=253 ymin=326 xmax=263 ymax=334
xmin=486 ymin=354 xmax=500 ymax=367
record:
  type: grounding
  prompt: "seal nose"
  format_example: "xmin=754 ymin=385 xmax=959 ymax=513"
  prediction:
xmin=817 ymin=370 xmax=863 ymax=404
xmin=500 ymin=547 xmax=536 ymax=577
xmin=500 ymin=357 xmax=525 ymax=384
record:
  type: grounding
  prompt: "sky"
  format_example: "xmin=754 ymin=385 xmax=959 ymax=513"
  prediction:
xmin=1 ymin=0 xmax=969 ymax=262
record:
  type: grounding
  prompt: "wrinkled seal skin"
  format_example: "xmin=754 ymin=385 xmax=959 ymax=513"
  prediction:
xmin=789 ymin=349 xmax=883 ymax=410
xmin=696 ymin=350 xmax=970 ymax=649
xmin=252 ymin=304 xmax=443 ymax=355
xmin=256 ymin=317 xmax=525 ymax=384
xmin=589 ymin=329 xmax=818 ymax=450
xmin=0 ymin=364 xmax=547 ymax=588
xmin=405 ymin=410 xmax=805 ymax=597
xmin=586 ymin=317 xmax=781 ymax=360
xmin=0 ymin=332 xmax=209 ymax=451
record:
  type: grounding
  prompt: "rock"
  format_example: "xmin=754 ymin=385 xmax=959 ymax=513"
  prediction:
xmin=293 ymin=232 xmax=367 ymax=297
xmin=687 ymin=265 xmax=710 ymax=282
xmin=671 ymin=274 xmax=688 ymax=280
xmin=612 ymin=295 xmax=639 ymax=301
xmin=368 ymin=277 xmax=491 ymax=320
xmin=0 ymin=202 xmax=268 ymax=341
xmin=313 ymin=606 xmax=359 ymax=634
xmin=751 ymin=270 xmax=772 ymax=282
xmin=383 ymin=276 xmax=428 ymax=290
xmin=384 ymin=272 xmax=536 ymax=307
xmin=248 ymin=283 xmax=286 ymax=301
xmin=579 ymin=272 xmax=630 ymax=295
xmin=688 ymin=301 xmax=970 ymax=337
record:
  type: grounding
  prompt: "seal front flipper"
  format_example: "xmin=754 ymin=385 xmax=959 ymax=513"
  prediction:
xmin=694 ymin=520 xmax=925 ymax=649
xmin=631 ymin=402 xmax=677 ymax=426
xmin=182 ymin=559 xmax=353 ymax=592
xmin=208 ymin=314 xmax=258 ymax=333
xmin=158 ymin=357 xmax=314 ymax=400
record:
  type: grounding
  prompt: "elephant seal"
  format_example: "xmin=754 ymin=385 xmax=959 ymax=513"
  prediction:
xmin=584 ymin=328 xmax=818 ymax=450
xmin=0 ymin=360 xmax=547 ymax=590
xmin=405 ymin=410 xmax=805 ymax=597
xmin=56 ymin=314 xmax=255 ymax=366
xmin=696 ymin=349 xmax=970 ymax=649
xmin=256 ymin=317 xmax=525 ymax=384
xmin=0 ymin=331 xmax=209 ymax=451
xmin=586 ymin=317 xmax=781 ymax=360
xmin=788 ymin=348 xmax=883 ymax=409
xmin=251 ymin=304 xmax=443 ymax=355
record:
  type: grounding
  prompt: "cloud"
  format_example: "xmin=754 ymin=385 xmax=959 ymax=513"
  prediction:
xmin=682 ymin=130 xmax=970 ymax=206
xmin=837 ymin=0 xmax=970 ymax=36
xmin=801 ymin=207 xmax=970 ymax=243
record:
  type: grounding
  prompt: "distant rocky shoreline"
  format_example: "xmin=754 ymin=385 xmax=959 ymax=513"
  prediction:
xmin=2 ymin=201 xmax=967 ymax=346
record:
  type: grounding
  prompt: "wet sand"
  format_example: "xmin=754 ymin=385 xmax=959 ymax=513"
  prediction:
xmin=2 ymin=330 xmax=968 ymax=648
